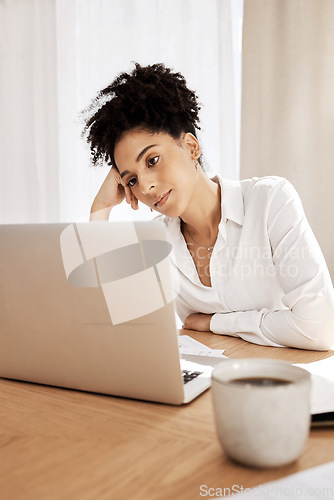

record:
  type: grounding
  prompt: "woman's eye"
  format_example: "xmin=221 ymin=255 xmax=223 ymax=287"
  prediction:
xmin=148 ymin=156 xmax=159 ymax=167
xmin=127 ymin=178 xmax=137 ymax=188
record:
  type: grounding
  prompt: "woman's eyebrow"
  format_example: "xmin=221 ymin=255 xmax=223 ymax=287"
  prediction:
xmin=120 ymin=144 xmax=158 ymax=178
xmin=136 ymin=144 xmax=158 ymax=162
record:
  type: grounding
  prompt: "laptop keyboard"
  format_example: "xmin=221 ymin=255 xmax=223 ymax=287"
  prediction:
xmin=182 ymin=369 xmax=203 ymax=384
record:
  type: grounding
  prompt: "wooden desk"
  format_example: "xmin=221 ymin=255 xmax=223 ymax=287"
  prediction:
xmin=1 ymin=331 xmax=333 ymax=500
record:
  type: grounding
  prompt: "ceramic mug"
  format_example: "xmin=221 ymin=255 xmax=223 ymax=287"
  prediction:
xmin=212 ymin=358 xmax=311 ymax=468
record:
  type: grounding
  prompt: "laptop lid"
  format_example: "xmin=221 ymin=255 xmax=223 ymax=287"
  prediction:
xmin=0 ymin=221 xmax=187 ymax=404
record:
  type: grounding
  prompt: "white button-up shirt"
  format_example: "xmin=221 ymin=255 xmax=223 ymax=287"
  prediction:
xmin=161 ymin=176 xmax=334 ymax=350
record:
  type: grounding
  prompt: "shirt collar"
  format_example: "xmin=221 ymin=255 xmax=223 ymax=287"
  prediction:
xmin=214 ymin=175 xmax=244 ymax=227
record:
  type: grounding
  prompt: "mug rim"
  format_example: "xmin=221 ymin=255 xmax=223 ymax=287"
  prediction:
xmin=212 ymin=358 xmax=311 ymax=387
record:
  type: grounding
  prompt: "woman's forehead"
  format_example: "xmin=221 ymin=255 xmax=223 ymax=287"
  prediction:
xmin=114 ymin=130 xmax=178 ymax=162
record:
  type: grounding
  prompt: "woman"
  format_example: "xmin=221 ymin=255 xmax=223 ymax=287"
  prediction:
xmin=83 ymin=63 xmax=334 ymax=350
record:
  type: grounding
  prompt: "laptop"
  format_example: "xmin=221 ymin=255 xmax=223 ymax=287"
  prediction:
xmin=0 ymin=221 xmax=222 ymax=404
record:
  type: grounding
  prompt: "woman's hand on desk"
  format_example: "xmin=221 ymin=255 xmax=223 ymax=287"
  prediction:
xmin=183 ymin=313 xmax=213 ymax=332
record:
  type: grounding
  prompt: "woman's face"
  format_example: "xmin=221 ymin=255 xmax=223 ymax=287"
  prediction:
xmin=114 ymin=129 xmax=201 ymax=218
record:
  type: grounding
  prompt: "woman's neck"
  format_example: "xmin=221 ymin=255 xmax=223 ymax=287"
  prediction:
xmin=180 ymin=173 xmax=221 ymax=241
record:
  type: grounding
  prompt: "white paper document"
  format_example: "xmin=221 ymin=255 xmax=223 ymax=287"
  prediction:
xmin=294 ymin=356 xmax=334 ymax=414
xmin=222 ymin=460 xmax=334 ymax=499
xmin=178 ymin=335 xmax=226 ymax=358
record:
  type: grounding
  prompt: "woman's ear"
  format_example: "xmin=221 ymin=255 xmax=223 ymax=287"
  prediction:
xmin=182 ymin=132 xmax=201 ymax=160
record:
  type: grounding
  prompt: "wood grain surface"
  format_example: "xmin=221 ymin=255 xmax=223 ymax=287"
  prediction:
xmin=0 ymin=330 xmax=333 ymax=500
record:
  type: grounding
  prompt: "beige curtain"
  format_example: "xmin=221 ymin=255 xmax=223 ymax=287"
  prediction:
xmin=240 ymin=0 xmax=334 ymax=280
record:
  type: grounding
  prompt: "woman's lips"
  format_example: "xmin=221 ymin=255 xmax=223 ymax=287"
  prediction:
xmin=155 ymin=190 xmax=171 ymax=208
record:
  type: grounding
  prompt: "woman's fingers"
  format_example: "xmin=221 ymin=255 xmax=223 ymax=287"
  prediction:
xmin=122 ymin=183 xmax=139 ymax=210
xmin=123 ymin=185 xmax=131 ymax=204
xmin=130 ymin=191 xmax=139 ymax=210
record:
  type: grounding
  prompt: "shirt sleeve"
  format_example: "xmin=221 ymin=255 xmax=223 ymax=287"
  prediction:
xmin=175 ymin=294 xmax=196 ymax=324
xmin=210 ymin=179 xmax=334 ymax=350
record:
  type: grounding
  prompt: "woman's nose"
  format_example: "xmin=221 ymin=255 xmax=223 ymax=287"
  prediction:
xmin=139 ymin=174 xmax=156 ymax=195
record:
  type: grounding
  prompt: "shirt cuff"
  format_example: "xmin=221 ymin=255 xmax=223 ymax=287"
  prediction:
xmin=210 ymin=310 xmax=284 ymax=347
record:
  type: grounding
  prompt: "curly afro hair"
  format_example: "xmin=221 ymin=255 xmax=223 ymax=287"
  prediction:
xmin=82 ymin=63 xmax=202 ymax=167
